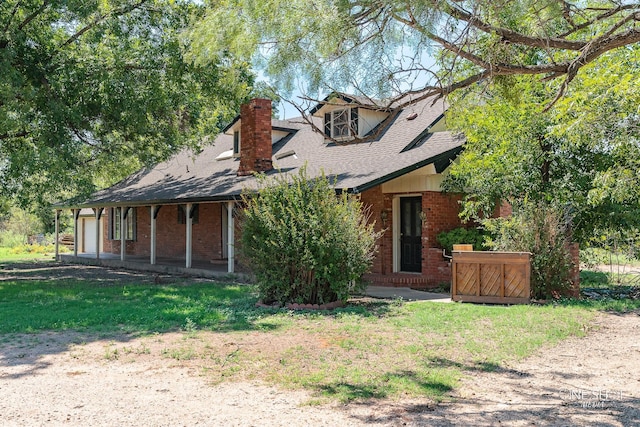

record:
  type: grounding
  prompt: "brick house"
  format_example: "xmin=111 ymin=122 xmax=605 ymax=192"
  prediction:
xmin=56 ymin=95 xmax=467 ymax=288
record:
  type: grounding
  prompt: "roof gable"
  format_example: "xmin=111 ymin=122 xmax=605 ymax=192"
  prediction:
xmin=309 ymin=92 xmax=392 ymax=116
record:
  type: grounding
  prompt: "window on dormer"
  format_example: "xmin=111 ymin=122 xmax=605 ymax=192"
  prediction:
xmin=324 ymin=108 xmax=359 ymax=140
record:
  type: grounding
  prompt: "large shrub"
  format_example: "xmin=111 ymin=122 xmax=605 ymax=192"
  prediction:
xmin=240 ymin=168 xmax=381 ymax=305
xmin=483 ymin=202 xmax=574 ymax=299
xmin=437 ymin=227 xmax=487 ymax=253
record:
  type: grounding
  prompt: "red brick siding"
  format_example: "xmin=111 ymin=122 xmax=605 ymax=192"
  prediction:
xmin=422 ymin=192 xmax=464 ymax=249
xmin=359 ymin=187 xmax=464 ymax=288
xmin=493 ymin=200 xmax=513 ymax=217
xmin=103 ymin=203 xmax=225 ymax=262
xmin=101 ymin=208 xmax=137 ymax=255
xmin=359 ymin=186 xmax=392 ymax=275
xmin=237 ymin=98 xmax=273 ymax=176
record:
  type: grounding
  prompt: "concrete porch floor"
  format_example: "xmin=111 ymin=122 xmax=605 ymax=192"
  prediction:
xmin=364 ymin=286 xmax=451 ymax=302
xmin=60 ymin=252 xmax=249 ymax=281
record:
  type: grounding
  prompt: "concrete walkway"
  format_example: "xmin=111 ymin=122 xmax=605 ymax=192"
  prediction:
xmin=365 ymin=286 xmax=452 ymax=302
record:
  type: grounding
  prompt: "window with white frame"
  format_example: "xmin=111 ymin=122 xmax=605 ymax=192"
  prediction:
xmin=110 ymin=207 xmax=136 ymax=240
xmin=324 ymin=108 xmax=358 ymax=140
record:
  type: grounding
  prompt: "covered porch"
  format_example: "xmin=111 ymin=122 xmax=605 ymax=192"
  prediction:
xmin=55 ymin=200 xmax=242 ymax=277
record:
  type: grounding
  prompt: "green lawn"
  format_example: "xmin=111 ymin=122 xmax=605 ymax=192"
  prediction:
xmin=1 ymin=256 xmax=638 ymax=403
xmin=0 ymin=247 xmax=57 ymax=262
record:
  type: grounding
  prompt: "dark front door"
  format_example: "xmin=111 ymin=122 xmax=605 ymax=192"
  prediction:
xmin=400 ymin=196 xmax=422 ymax=272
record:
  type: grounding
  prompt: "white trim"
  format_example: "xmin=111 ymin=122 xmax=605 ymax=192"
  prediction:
xmin=186 ymin=203 xmax=193 ymax=269
xmin=392 ymin=194 xmax=423 ymax=273
xmin=54 ymin=210 xmax=60 ymax=261
xmin=73 ymin=209 xmax=79 ymax=257
xmin=221 ymin=204 xmax=228 ymax=259
xmin=232 ymin=130 xmax=241 ymax=158
xmin=150 ymin=205 xmax=158 ymax=265
xmin=392 ymin=197 xmax=400 ymax=273
xmin=227 ymin=201 xmax=235 ymax=273
xmin=120 ymin=207 xmax=126 ymax=261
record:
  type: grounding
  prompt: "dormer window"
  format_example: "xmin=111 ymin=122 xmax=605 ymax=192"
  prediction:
xmin=324 ymin=108 xmax=359 ymax=140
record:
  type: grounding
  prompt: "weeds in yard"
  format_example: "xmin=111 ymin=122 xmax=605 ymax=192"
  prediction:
xmin=104 ymin=345 xmax=119 ymax=360
xmin=121 ymin=343 xmax=151 ymax=356
xmin=162 ymin=346 xmax=197 ymax=360
xmin=1 ymin=260 xmax=630 ymax=404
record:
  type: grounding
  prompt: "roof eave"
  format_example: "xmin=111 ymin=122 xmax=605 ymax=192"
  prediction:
xmin=54 ymin=193 xmax=244 ymax=210
xmin=348 ymin=146 xmax=464 ymax=194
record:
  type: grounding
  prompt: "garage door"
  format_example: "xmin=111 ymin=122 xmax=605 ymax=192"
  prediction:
xmin=83 ymin=218 xmax=97 ymax=253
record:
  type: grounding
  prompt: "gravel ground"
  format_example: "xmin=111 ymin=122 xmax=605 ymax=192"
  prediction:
xmin=1 ymin=262 xmax=639 ymax=426
xmin=0 ymin=312 xmax=638 ymax=426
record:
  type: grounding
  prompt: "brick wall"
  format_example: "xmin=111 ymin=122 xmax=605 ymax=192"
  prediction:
xmin=421 ymin=192 xmax=464 ymax=249
xmin=493 ymin=200 xmax=513 ymax=217
xmin=99 ymin=187 xmax=466 ymax=287
xmin=237 ymin=98 xmax=273 ymax=176
xmin=103 ymin=203 xmax=225 ymax=262
xmin=359 ymin=186 xmax=392 ymax=275
xmin=360 ymin=187 xmax=464 ymax=288
xmin=422 ymin=191 xmax=464 ymax=287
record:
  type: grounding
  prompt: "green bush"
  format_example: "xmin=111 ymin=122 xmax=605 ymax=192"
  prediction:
xmin=483 ymin=201 xmax=574 ymax=299
xmin=437 ymin=227 xmax=487 ymax=253
xmin=0 ymin=230 xmax=26 ymax=248
xmin=240 ymin=167 xmax=382 ymax=305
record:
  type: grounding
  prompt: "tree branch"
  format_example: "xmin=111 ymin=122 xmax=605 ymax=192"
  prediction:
xmin=558 ymin=3 xmax=640 ymax=38
xmin=0 ymin=130 xmax=30 ymax=140
xmin=61 ymin=0 xmax=151 ymax=47
xmin=17 ymin=1 xmax=49 ymax=31
xmin=2 ymin=0 xmax=24 ymax=34
xmin=444 ymin=2 xmax=587 ymax=51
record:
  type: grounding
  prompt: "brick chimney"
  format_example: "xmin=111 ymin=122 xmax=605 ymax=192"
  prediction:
xmin=237 ymin=98 xmax=273 ymax=176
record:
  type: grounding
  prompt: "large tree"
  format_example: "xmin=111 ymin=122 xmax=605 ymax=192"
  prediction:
xmin=191 ymin=0 xmax=640 ymax=128
xmin=443 ymin=44 xmax=640 ymax=242
xmin=191 ymin=0 xmax=640 ymax=239
xmin=1 ymin=0 xmax=255 ymax=208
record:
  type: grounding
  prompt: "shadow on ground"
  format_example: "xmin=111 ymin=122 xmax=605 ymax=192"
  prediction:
xmin=0 ymin=261 xmax=398 ymax=376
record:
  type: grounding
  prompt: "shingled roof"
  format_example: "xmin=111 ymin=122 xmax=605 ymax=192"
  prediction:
xmin=62 ymin=95 xmax=464 ymax=208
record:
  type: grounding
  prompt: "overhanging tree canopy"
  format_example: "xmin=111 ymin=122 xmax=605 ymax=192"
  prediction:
xmin=443 ymin=65 xmax=640 ymax=242
xmin=191 ymin=0 xmax=640 ymax=118
xmin=190 ymin=0 xmax=640 ymax=240
xmin=1 ymin=0 xmax=254 ymax=207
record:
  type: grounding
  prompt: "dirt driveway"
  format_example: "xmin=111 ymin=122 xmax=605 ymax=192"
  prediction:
xmin=1 ymin=263 xmax=639 ymax=426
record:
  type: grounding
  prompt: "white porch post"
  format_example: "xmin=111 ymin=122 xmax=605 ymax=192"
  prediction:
xmin=227 ymin=201 xmax=235 ymax=274
xmin=150 ymin=205 xmax=159 ymax=265
xmin=73 ymin=209 xmax=79 ymax=257
xmin=94 ymin=207 xmax=103 ymax=259
xmin=54 ymin=210 xmax=60 ymax=261
xmin=185 ymin=203 xmax=193 ymax=269
xmin=120 ymin=207 xmax=126 ymax=261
